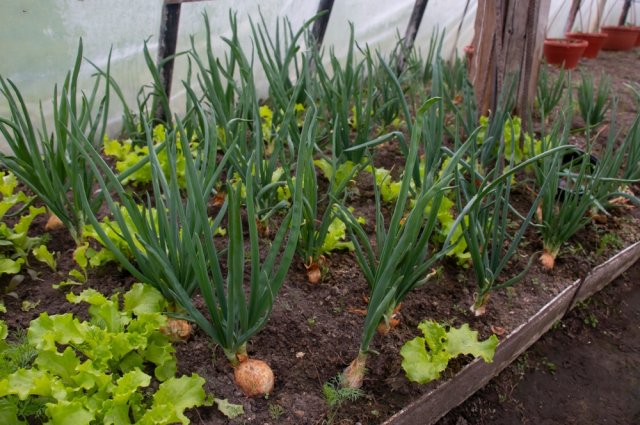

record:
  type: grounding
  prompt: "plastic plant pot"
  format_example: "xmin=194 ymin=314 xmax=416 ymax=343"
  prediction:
xmin=543 ymin=38 xmax=588 ymax=70
xmin=631 ymin=26 xmax=640 ymax=47
xmin=556 ymin=149 xmax=600 ymax=202
xmin=566 ymin=32 xmax=608 ymax=58
xmin=600 ymin=26 xmax=640 ymax=51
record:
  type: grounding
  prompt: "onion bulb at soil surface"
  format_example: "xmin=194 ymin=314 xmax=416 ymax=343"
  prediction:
xmin=234 ymin=358 xmax=275 ymax=397
xmin=45 ymin=213 xmax=64 ymax=231
xmin=470 ymin=293 xmax=490 ymax=317
xmin=540 ymin=249 xmax=556 ymax=270
xmin=342 ymin=352 xmax=368 ymax=389
xmin=304 ymin=256 xmax=327 ymax=284
xmin=159 ymin=318 xmax=193 ymax=341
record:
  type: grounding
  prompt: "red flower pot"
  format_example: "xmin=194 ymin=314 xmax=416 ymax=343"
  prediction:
xmin=601 ymin=26 xmax=640 ymax=51
xmin=543 ymin=38 xmax=588 ymax=69
xmin=463 ymin=45 xmax=475 ymax=62
xmin=630 ymin=26 xmax=640 ymax=47
xmin=566 ymin=32 xmax=608 ymax=58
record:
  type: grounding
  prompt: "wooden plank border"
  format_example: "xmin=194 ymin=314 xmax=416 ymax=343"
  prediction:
xmin=385 ymin=240 xmax=640 ymax=425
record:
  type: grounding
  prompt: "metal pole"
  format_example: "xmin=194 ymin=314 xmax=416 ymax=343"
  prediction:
xmin=157 ymin=1 xmax=182 ymax=121
xmin=619 ymin=0 xmax=632 ymax=25
xmin=312 ymin=0 xmax=335 ymax=47
xmin=156 ymin=0 xmax=211 ymax=121
xmin=397 ymin=0 xmax=430 ymax=72
xmin=565 ymin=0 xmax=582 ymax=33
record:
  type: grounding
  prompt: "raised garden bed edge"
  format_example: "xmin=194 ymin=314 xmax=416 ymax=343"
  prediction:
xmin=384 ymin=240 xmax=640 ymax=425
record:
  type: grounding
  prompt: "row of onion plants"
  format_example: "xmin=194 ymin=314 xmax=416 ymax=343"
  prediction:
xmin=1 ymin=13 xmax=639 ymax=397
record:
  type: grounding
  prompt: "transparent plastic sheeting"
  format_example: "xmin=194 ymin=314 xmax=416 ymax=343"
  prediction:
xmin=0 ymin=0 xmax=638 ymax=151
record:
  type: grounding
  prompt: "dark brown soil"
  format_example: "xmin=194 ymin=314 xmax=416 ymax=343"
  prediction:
xmin=436 ymin=50 xmax=640 ymax=425
xmin=1 ymin=49 xmax=638 ymax=425
xmin=438 ymin=255 xmax=640 ymax=425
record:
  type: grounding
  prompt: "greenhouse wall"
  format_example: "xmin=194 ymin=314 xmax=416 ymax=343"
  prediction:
xmin=1 ymin=0 xmax=638 ymax=151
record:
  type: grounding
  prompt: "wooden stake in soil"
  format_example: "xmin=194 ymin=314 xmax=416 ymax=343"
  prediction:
xmin=469 ymin=0 xmax=551 ymax=117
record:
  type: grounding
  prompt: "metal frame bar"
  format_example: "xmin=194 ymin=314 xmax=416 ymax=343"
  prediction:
xmin=619 ymin=0 xmax=632 ymax=25
xmin=312 ymin=0 xmax=335 ymax=47
xmin=157 ymin=0 xmax=211 ymax=120
xmin=397 ymin=0 xmax=430 ymax=72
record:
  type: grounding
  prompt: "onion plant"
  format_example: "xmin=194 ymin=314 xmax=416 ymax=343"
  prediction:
xmin=583 ymin=103 xmax=640 ymax=208
xmin=250 ymin=13 xmax=314 ymax=112
xmin=535 ymin=65 xmax=566 ymax=121
xmin=296 ymin=143 xmax=367 ymax=284
xmin=533 ymin=119 xmax=597 ymax=269
xmin=534 ymin=99 xmax=640 ymax=269
xmin=0 ymin=40 xmax=109 ymax=243
xmin=312 ymin=25 xmax=375 ymax=163
xmin=70 ymin=97 xmax=311 ymax=395
xmin=453 ymin=118 xmax=550 ymax=315
xmin=335 ymin=99 xmax=472 ymax=389
xmin=190 ymin=14 xmax=303 ymax=228
xmin=576 ymin=72 xmax=611 ymax=129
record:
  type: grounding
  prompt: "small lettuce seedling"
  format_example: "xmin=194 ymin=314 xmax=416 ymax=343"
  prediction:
xmin=400 ymin=321 xmax=498 ymax=384
xmin=0 ymin=171 xmax=56 ymax=284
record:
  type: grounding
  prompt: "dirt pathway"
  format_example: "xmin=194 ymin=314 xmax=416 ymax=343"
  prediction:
xmin=439 ymin=258 xmax=640 ymax=425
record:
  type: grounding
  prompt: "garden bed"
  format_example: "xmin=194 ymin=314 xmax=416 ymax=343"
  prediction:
xmin=386 ymin=239 xmax=640 ymax=425
xmin=1 ymin=26 xmax=639 ymax=425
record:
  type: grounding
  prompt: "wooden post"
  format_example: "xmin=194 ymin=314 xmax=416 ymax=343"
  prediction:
xmin=469 ymin=0 xmax=551 ymax=117
xmin=593 ymin=0 xmax=607 ymax=32
xmin=565 ymin=0 xmax=582 ymax=33
xmin=619 ymin=0 xmax=632 ymax=25
xmin=396 ymin=0 xmax=430 ymax=71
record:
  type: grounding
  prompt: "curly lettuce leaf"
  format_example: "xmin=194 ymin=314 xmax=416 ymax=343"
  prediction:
xmin=401 ymin=321 xmax=499 ymax=384
xmin=137 ymin=375 xmax=207 ymax=425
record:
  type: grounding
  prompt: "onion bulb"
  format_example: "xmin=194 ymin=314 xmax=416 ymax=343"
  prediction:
xmin=342 ymin=352 xmax=368 ymax=389
xmin=540 ymin=249 xmax=556 ymax=270
xmin=234 ymin=358 xmax=275 ymax=397
xmin=45 ymin=213 xmax=64 ymax=231
xmin=470 ymin=293 xmax=490 ymax=317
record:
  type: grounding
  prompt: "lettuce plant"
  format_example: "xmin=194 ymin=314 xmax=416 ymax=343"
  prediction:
xmin=0 ymin=172 xmax=56 ymax=312
xmin=103 ymin=124 xmax=197 ymax=187
xmin=0 ymin=284 xmax=208 ymax=424
xmin=400 ymin=321 xmax=498 ymax=384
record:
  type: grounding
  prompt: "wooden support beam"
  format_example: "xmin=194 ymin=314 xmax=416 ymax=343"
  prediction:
xmin=593 ymin=0 xmax=607 ymax=32
xmin=397 ymin=0 xmax=430 ymax=71
xmin=469 ymin=0 xmax=551 ymax=117
xmin=619 ymin=0 xmax=632 ymax=25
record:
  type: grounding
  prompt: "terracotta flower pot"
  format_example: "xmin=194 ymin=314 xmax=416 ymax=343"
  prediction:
xmin=630 ymin=26 xmax=640 ymax=47
xmin=566 ymin=32 xmax=608 ymax=58
xmin=543 ymin=38 xmax=588 ymax=70
xmin=463 ymin=44 xmax=475 ymax=62
xmin=600 ymin=26 xmax=640 ymax=51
